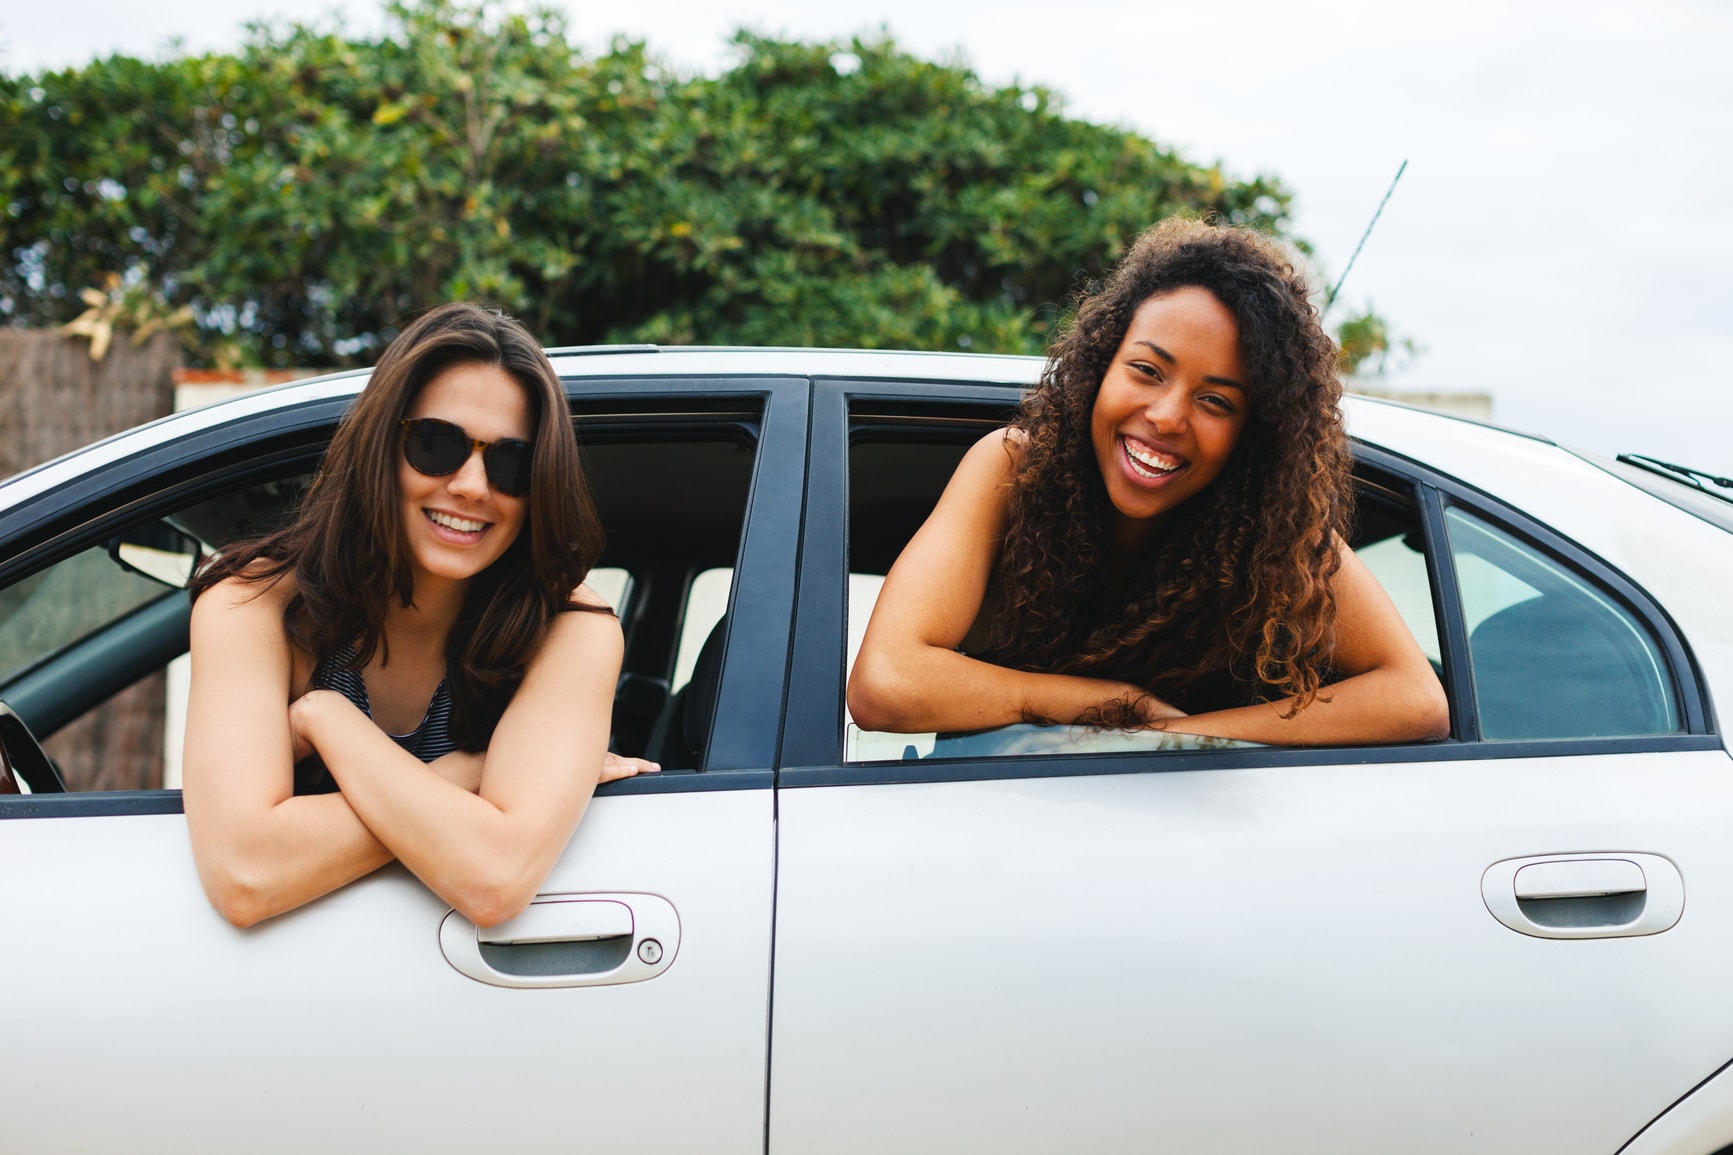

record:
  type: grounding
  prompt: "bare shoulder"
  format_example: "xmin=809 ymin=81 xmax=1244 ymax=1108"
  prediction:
xmin=964 ymin=425 xmax=1025 ymax=471
xmin=188 ymin=565 xmax=300 ymax=692
xmin=519 ymin=588 xmax=623 ymax=685
xmin=193 ymin=564 xmax=295 ymax=623
xmin=948 ymin=425 xmax=1024 ymax=500
xmin=551 ymin=585 xmax=625 ymax=644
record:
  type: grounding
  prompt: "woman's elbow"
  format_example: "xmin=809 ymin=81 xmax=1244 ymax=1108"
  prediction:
xmin=847 ymin=654 xmax=916 ymax=732
xmin=200 ymin=865 xmax=273 ymax=929
xmin=1401 ymin=671 xmax=1452 ymax=741
xmin=1420 ymin=685 xmax=1451 ymax=741
xmin=457 ymin=880 xmax=538 ymax=931
xmin=450 ymin=854 xmax=546 ymax=929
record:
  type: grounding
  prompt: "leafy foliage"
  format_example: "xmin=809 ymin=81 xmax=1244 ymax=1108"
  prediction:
xmin=1334 ymin=307 xmax=1422 ymax=377
xmin=1 ymin=1 xmax=1374 ymax=368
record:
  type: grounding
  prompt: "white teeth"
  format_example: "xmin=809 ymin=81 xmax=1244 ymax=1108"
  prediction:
xmin=1123 ymin=438 xmax=1181 ymax=476
xmin=428 ymin=510 xmax=486 ymax=533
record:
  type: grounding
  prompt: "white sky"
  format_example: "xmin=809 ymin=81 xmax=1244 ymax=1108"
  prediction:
xmin=6 ymin=0 xmax=1732 ymax=473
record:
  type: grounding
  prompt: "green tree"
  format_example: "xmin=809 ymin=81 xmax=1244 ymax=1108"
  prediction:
xmin=0 ymin=0 xmax=1387 ymax=368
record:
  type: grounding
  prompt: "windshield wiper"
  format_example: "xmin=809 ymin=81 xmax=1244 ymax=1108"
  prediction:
xmin=1617 ymin=454 xmax=1733 ymax=506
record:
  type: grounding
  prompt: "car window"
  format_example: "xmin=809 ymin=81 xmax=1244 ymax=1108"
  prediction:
xmin=0 ymin=470 xmax=315 ymax=791
xmin=4 ymin=407 xmax=765 ymax=791
xmin=1445 ymin=506 xmax=1680 ymax=739
xmin=578 ymin=421 xmax=760 ymax=770
xmin=0 ymin=547 xmax=173 ymax=684
xmin=1353 ymin=533 xmax=1440 ymax=666
xmin=842 ymin=422 xmax=1447 ymax=762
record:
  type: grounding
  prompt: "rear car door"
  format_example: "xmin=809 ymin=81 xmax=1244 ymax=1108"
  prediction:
xmin=0 ymin=373 xmax=806 ymax=1152
xmin=768 ymin=380 xmax=1733 ymax=1154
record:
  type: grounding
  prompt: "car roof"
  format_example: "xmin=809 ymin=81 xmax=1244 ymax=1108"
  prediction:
xmin=0 ymin=344 xmax=1548 ymax=509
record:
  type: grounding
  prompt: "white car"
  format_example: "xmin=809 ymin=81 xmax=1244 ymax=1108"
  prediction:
xmin=2 ymin=348 xmax=1731 ymax=1154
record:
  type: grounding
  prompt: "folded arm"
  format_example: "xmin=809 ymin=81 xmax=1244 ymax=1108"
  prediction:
xmin=183 ymin=576 xmax=396 ymax=928
xmin=303 ymin=594 xmax=624 ymax=927
xmin=1149 ymin=542 xmax=1450 ymax=745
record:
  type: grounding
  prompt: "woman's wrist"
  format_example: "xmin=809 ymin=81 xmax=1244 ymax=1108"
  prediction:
xmin=290 ymin=689 xmax=357 ymax=749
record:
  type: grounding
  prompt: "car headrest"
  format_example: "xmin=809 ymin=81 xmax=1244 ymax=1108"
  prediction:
xmin=681 ymin=616 xmax=729 ymax=761
xmin=1467 ymin=595 xmax=1670 ymax=739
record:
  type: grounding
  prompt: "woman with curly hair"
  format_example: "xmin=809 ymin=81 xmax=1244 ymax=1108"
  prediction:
xmin=849 ymin=218 xmax=1449 ymax=744
xmin=183 ymin=303 xmax=654 ymax=929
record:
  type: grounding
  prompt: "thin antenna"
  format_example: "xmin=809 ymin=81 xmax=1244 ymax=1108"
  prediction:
xmin=1324 ymin=159 xmax=1407 ymax=315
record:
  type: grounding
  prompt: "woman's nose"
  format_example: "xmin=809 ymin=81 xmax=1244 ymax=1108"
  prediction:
xmin=446 ymin=450 xmax=491 ymax=497
xmin=1143 ymin=388 xmax=1189 ymax=432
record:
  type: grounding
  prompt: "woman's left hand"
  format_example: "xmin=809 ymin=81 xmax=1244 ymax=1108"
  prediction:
xmin=601 ymin=753 xmax=660 ymax=782
xmin=286 ymin=689 xmax=348 ymax=763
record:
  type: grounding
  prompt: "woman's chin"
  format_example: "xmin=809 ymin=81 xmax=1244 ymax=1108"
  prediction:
xmin=409 ymin=543 xmax=505 ymax=586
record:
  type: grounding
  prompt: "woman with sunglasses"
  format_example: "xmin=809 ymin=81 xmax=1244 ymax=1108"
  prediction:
xmin=182 ymin=303 xmax=652 ymax=928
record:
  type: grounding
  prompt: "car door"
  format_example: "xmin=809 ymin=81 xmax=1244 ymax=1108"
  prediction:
xmin=0 ymin=374 xmax=806 ymax=1152
xmin=767 ymin=380 xmax=1733 ymax=1154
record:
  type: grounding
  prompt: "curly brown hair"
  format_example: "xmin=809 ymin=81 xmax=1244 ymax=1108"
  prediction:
xmin=986 ymin=217 xmax=1351 ymax=717
xmin=190 ymin=303 xmax=606 ymax=750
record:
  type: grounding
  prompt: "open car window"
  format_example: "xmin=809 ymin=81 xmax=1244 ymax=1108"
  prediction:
xmin=0 ymin=398 xmax=768 ymax=793
xmin=0 ymin=469 xmax=316 ymax=791
xmin=840 ymin=410 xmax=1452 ymax=764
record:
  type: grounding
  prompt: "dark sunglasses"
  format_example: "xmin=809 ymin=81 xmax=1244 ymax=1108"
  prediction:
xmin=399 ymin=418 xmax=533 ymax=497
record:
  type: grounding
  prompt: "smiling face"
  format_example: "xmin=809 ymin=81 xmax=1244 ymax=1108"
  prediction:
xmin=1089 ymin=286 xmax=1250 ymax=550
xmin=397 ymin=361 xmax=533 ymax=592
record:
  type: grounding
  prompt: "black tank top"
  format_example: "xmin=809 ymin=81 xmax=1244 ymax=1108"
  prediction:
xmin=293 ymin=643 xmax=458 ymax=794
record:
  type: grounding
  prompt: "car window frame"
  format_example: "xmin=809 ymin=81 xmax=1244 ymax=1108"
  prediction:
xmin=0 ymin=374 xmax=812 ymax=819
xmin=776 ymin=379 xmax=1718 ymax=790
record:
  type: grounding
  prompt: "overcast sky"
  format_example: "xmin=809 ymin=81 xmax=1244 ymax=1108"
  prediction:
xmin=6 ymin=0 xmax=1731 ymax=473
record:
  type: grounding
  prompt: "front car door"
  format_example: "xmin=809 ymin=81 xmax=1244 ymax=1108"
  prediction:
xmin=0 ymin=371 xmax=807 ymax=1151
xmin=768 ymin=381 xmax=1733 ymax=1153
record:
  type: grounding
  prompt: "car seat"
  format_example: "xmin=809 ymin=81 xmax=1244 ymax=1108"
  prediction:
xmin=1467 ymin=595 xmax=1671 ymax=739
xmin=644 ymin=615 xmax=727 ymax=770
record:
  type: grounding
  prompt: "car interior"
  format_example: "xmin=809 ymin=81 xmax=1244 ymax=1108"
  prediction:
xmin=0 ymin=408 xmax=760 ymax=793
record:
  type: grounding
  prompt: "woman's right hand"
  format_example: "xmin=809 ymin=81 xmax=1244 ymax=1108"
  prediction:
xmin=601 ymin=753 xmax=660 ymax=782
xmin=1074 ymin=683 xmax=1189 ymax=730
xmin=1129 ymin=686 xmax=1189 ymax=726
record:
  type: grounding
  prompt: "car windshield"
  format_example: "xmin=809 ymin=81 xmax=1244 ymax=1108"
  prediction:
xmin=1576 ymin=450 xmax=1733 ymax=534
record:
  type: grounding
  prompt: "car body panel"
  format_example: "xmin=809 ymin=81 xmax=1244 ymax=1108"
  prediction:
xmin=0 ymin=790 xmax=774 ymax=1153
xmin=771 ymin=749 xmax=1733 ymax=1154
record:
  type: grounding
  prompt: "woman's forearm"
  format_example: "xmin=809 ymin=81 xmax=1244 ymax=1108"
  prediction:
xmin=299 ymin=692 xmax=591 ymax=927
xmin=848 ymin=643 xmax=1174 ymax=733
xmin=186 ymin=788 xmax=394 ymax=928
xmin=1159 ymin=663 xmax=1449 ymax=747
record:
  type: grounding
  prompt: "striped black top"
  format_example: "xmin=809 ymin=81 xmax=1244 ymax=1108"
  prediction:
xmin=294 ymin=643 xmax=457 ymax=794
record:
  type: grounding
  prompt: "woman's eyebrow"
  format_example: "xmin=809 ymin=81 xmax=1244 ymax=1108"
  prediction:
xmin=1134 ymin=340 xmax=1247 ymax=392
xmin=1133 ymin=340 xmax=1175 ymax=364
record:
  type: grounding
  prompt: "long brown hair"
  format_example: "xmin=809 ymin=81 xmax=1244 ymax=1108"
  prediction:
xmin=988 ymin=217 xmax=1351 ymax=716
xmin=191 ymin=303 xmax=605 ymax=749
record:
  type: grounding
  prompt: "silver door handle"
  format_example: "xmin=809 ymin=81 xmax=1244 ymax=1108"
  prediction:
xmin=1512 ymin=858 xmax=1645 ymax=900
xmin=477 ymin=898 xmax=634 ymax=944
xmin=1482 ymin=853 xmax=1683 ymax=939
xmin=440 ymin=892 xmax=680 ymax=988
